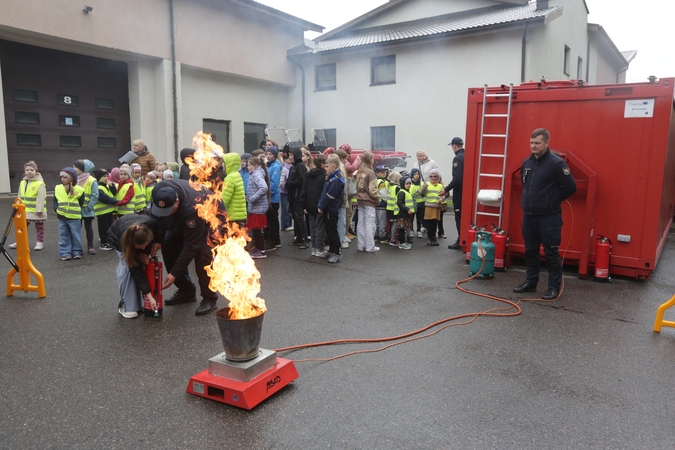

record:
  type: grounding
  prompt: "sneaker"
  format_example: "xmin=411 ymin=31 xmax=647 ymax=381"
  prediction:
xmin=283 ymin=226 xmax=294 ymax=231
xmin=417 ymin=231 xmax=423 ymax=238
xmin=99 ymin=243 xmax=114 ymax=251
xmin=324 ymin=245 xmax=330 ymax=251
xmin=399 ymin=243 xmax=412 ymax=250
xmin=34 ymin=242 xmax=43 ymax=251
xmin=60 ymin=255 xmax=72 ymax=261
xmin=366 ymin=246 xmax=380 ymax=253
xmin=316 ymin=250 xmax=328 ymax=258
xmin=275 ymin=243 xmax=282 ymax=248
xmin=342 ymin=241 xmax=350 ymax=249
xmin=264 ymin=242 xmax=278 ymax=251
xmin=344 ymin=237 xmax=351 ymax=243
xmin=288 ymin=239 xmax=303 ymax=246
xmin=389 ymin=241 xmax=399 ymax=247
xmin=311 ymin=249 xmax=317 ymax=256
xmin=249 ymin=249 xmax=267 ymax=259
xmin=328 ymin=253 xmax=343 ymax=263
xmin=73 ymin=254 xmax=82 ymax=259
xmin=88 ymin=247 xmax=97 ymax=255
xmin=8 ymin=242 xmax=17 ymax=249
xmin=299 ymin=240 xmax=310 ymax=249
xmin=438 ymin=234 xmax=447 ymax=239
xmin=421 ymin=227 xmax=427 ymax=233
xmin=345 ymin=232 xmax=356 ymax=240
xmin=119 ymin=309 xmax=138 ymax=319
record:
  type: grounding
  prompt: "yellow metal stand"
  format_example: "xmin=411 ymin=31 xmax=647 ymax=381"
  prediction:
xmin=6 ymin=199 xmax=46 ymax=298
xmin=653 ymin=294 xmax=675 ymax=332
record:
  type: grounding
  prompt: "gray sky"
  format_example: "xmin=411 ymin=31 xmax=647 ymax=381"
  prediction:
xmin=258 ymin=0 xmax=674 ymax=83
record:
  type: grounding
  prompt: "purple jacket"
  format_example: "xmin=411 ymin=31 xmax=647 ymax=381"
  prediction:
xmin=246 ymin=166 xmax=269 ymax=214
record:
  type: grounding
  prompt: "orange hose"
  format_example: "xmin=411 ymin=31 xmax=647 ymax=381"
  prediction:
xmin=275 ymin=201 xmax=575 ymax=363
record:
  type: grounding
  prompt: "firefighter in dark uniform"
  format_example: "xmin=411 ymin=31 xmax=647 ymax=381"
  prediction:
xmin=150 ymin=179 xmax=224 ymax=315
xmin=514 ymin=128 xmax=576 ymax=300
xmin=441 ymin=137 xmax=465 ymax=249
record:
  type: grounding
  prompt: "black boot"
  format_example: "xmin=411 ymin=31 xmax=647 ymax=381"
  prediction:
xmin=165 ymin=290 xmax=197 ymax=305
xmin=195 ymin=298 xmax=217 ymax=315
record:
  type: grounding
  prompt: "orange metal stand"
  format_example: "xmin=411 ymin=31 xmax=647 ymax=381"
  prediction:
xmin=5 ymin=199 xmax=46 ymax=298
xmin=653 ymin=294 xmax=675 ymax=332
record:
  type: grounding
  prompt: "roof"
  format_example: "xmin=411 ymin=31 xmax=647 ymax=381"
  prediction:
xmin=588 ymin=23 xmax=629 ymax=68
xmin=229 ymin=0 xmax=323 ymax=33
xmin=291 ymin=2 xmax=561 ymax=56
xmin=621 ymin=50 xmax=637 ymax=64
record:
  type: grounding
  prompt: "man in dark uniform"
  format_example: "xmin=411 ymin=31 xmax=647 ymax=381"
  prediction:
xmin=151 ymin=179 xmax=223 ymax=315
xmin=514 ymin=128 xmax=576 ymax=300
xmin=441 ymin=137 xmax=465 ymax=250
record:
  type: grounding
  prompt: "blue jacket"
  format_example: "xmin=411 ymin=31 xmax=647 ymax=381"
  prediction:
xmin=240 ymin=168 xmax=250 ymax=193
xmin=267 ymin=160 xmax=281 ymax=204
xmin=318 ymin=169 xmax=345 ymax=214
xmin=520 ymin=149 xmax=576 ymax=215
xmin=246 ymin=166 xmax=269 ymax=214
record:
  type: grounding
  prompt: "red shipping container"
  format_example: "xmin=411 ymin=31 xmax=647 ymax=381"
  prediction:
xmin=461 ymin=78 xmax=675 ymax=279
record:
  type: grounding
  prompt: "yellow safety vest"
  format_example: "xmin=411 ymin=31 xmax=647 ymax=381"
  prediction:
xmin=82 ymin=176 xmax=95 ymax=207
xmin=145 ymin=184 xmax=155 ymax=204
xmin=133 ymin=180 xmax=147 ymax=212
xmin=425 ymin=183 xmax=443 ymax=205
xmin=19 ymin=179 xmax=44 ymax=213
xmin=94 ymin=185 xmax=115 ymax=216
xmin=116 ymin=183 xmax=135 ymax=215
xmin=401 ymin=189 xmax=414 ymax=210
xmin=409 ymin=183 xmax=424 ymax=204
xmin=386 ymin=184 xmax=399 ymax=214
xmin=55 ymin=185 xmax=84 ymax=219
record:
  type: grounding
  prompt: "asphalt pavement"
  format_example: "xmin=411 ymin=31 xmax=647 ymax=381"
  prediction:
xmin=1 ymin=196 xmax=675 ymax=449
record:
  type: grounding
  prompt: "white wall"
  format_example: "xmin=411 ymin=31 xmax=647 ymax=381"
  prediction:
xmin=301 ymin=29 xmax=523 ymax=179
xmin=357 ymin=0 xmax=499 ymax=29
xmin=0 ymin=59 xmax=9 ymax=193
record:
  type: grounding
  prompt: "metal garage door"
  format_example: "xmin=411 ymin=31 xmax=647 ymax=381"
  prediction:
xmin=1 ymin=40 xmax=130 ymax=192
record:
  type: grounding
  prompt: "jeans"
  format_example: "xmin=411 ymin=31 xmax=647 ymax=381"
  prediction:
xmin=357 ymin=205 xmax=377 ymax=251
xmin=58 ymin=219 xmax=83 ymax=258
xmin=280 ymin=193 xmax=293 ymax=229
xmin=116 ymin=250 xmax=142 ymax=312
xmin=308 ymin=213 xmax=326 ymax=251
xmin=338 ymin=207 xmax=346 ymax=244
xmin=376 ymin=208 xmax=387 ymax=239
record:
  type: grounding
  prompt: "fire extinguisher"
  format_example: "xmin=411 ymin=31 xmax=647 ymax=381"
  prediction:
xmin=594 ymin=235 xmax=612 ymax=283
xmin=144 ymin=256 xmax=164 ymax=317
xmin=491 ymin=223 xmax=509 ymax=272
xmin=466 ymin=223 xmax=478 ymax=265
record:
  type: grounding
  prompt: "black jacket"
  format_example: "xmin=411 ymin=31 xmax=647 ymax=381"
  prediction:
xmin=520 ymin=149 xmax=577 ymax=215
xmin=152 ymin=179 xmax=225 ymax=277
xmin=301 ymin=167 xmax=326 ymax=214
xmin=444 ymin=148 xmax=464 ymax=202
xmin=107 ymin=214 xmax=165 ymax=295
xmin=286 ymin=148 xmax=308 ymax=203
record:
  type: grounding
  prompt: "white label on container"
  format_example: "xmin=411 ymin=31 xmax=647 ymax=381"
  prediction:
xmin=624 ymin=99 xmax=654 ymax=118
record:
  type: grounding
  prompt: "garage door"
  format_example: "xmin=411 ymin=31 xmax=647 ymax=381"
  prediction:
xmin=1 ymin=40 xmax=130 ymax=192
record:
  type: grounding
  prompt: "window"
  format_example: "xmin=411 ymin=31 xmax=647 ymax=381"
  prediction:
xmin=14 ymin=89 xmax=37 ymax=102
xmin=98 ymin=137 xmax=117 ymax=148
xmin=243 ymin=122 xmax=267 ymax=153
xmin=59 ymin=115 xmax=80 ymax=127
xmin=203 ymin=119 xmax=231 ymax=154
xmin=371 ymin=55 xmax=396 ymax=86
xmin=577 ymin=57 xmax=583 ymax=80
xmin=323 ymin=128 xmax=337 ymax=149
xmin=563 ymin=45 xmax=571 ymax=75
xmin=97 ymin=118 xmax=116 ymax=129
xmin=15 ymin=112 xmax=40 ymax=124
xmin=371 ymin=126 xmax=395 ymax=150
xmin=96 ymin=98 xmax=115 ymax=109
xmin=60 ymin=135 xmax=82 ymax=147
xmin=315 ymin=63 xmax=336 ymax=91
xmin=17 ymin=134 xmax=41 ymax=146
xmin=58 ymin=94 xmax=79 ymax=106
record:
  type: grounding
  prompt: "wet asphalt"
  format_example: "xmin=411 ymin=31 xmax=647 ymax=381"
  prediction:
xmin=1 ymin=196 xmax=675 ymax=449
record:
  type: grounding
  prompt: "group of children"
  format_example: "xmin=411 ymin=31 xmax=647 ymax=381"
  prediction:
xmin=10 ymin=158 xmax=180 ymax=261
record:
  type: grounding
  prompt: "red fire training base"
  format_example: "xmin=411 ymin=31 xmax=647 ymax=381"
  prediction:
xmin=186 ymin=357 xmax=298 ymax=410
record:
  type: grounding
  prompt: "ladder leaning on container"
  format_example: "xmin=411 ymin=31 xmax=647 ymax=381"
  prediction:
xmin=473 ymin=83 xmax=513 ymax=229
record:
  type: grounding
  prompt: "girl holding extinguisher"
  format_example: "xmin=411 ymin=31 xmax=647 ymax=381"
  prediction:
xmin=107 ymin=214 xmax=164 ymax=319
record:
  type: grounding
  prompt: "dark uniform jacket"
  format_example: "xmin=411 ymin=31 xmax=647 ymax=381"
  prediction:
xmin=520 ymin=149 xmax=577 ymax=215
xmin=153 ymin=179 xmax=224 ymax=277
xmin=286 ymin=147 xmax=308 ymax=204
xmin=444 ymin=148 xmax=465 ymax=202
xmin=107 ymin=214 xmax=165 ymax=295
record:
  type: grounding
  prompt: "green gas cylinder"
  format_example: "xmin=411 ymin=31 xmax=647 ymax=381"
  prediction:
xmin=469 ymin=231 xmax=495 ymax=279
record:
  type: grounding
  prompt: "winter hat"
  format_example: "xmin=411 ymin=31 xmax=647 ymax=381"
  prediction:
xmin=60 ymin=167 xmax=77 ymax=183
xmin=24 ymin=161 xmax=38 ymax=171
xmin=400 ymin=176 xmax=411 ymax=189
xmin=339 ymin=143 xmax=352 ymax=154
xmin=119 ymin=167 xmax=132 ymax=178
xmin=163 ymin=169 xmax=174 ymax=179
xmin=83 ymin=159 xmax=95 ymax=173
xmin=131 ymin=163 xmax=141 ymax=173
xmin=323 ymin=147 xmax=335 ymax=155
xmin=388 ymin=171 xmax=402 ymax=185
xmin=109 ymin=168 xmax=120 ymax=183
xmin=73 ymin=160 xmax=85 ymax=172
xmin=266 ymin=146 xmax=279 ymax=159
xmin=92 ymin=168 xmax=108 ymax=182
xmin=145 ymin=171 xmax=157 ymax=182
xmin=180 ymin=148 xmax=196 ymax=163
xmin=167 ymin=162 xmax=179 ymax=172
xmin=241 ymin=153 xmax=252 ymax=162
xmin=429 ymin=169 xmax=441 ymax=180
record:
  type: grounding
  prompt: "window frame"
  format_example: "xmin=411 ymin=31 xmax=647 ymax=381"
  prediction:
xmin=563 ymin=45 xmax=571 ymax=76
xmin=371 ymin=126 xmax=395 ymax=151
xmin=315 ymin=63 xmax=337 ymax=91
xmin=371 ymin=55 xmax=396 ymax=86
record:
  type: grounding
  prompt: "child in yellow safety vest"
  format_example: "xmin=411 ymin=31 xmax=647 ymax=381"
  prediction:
xmin=131 ymin=163 xmax=147 ymax=213
xmin=74 ymin=159 xmax=99 ymax=255
xmin=374 ymin=165 xmax=389 ymax=243
xmin=115 ymin=167 xmax=136 ymax=216
xmin=144 ymin=171 xmax=158 ymax=208
xmin=386 ymin=171 xmax=402 ymax=246
xmin=8 ymin=161 xmax=47 ymax=251
xmin=395 ymin=176 xmax=415 ymax=250
xmin=53 ymin=167 xmax=85 ymax=260
xmin=92 ymin=168 xmax=119 ymax=251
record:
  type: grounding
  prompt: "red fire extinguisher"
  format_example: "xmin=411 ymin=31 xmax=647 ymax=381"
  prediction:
xmin=594 ymin=235 xmax=612 ymax=283
xmin=491 ymin=223 xmax=509 ymax=272
xmin=466 ymin=223 xmax=478 ymax=265
xmin=144 ymin=256 xmax=164 ymax=317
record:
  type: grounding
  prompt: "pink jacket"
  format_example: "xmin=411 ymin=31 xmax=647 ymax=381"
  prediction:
xmin=344 ymin=155 xmax=361 ymax=178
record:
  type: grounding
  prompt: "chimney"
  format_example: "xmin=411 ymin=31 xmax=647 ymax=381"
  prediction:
xmin=536 ymin=0 xmax=550 ymax=10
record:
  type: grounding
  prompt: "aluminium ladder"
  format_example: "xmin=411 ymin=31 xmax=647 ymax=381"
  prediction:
xmin=473 ymin=83 xmax=513 ymax=229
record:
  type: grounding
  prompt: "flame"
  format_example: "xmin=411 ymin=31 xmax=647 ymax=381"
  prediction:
xmin=188 ymin=131 xmax=266 ymax=320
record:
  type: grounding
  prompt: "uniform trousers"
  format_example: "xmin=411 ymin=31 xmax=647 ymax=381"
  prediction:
xmin=522 ymin=213 xmax=563 ymax=290
xmin=162 ymin=231 xmax=217 ymax=302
